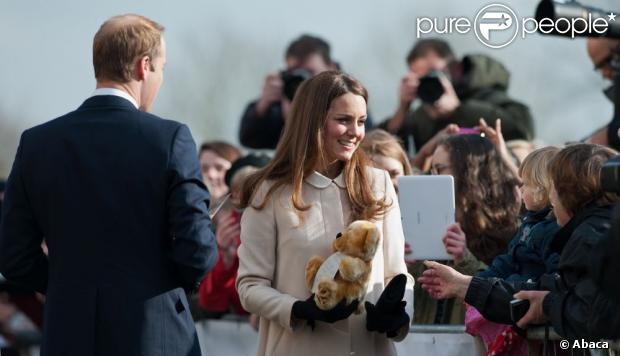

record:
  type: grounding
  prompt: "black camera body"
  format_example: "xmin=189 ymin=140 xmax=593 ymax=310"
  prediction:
xmin=418 ymin=71 xmax=445 ymax=104
xmin=602 ymin=156 xmax=620 ymax=194
xmin=280 ymin=68 xmax=312 ymax=101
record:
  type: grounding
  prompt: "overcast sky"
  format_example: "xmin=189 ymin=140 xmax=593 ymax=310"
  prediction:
xmin=0 ymin=0 xmax=617 ymax=176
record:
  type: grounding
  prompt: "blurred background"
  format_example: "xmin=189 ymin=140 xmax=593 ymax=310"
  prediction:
xmin=0 ymin=0 xmax=617 ymax=176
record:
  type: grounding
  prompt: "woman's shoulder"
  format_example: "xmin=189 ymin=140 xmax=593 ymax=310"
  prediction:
xmin=249 ymin=179 xmax=278 ymax=206
xmin=364 ymin=166 xmax=390 ymax=187
xmin=249 ymin=178 xmax=294 ymax=207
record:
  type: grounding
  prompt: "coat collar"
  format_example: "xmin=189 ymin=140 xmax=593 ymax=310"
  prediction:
xmin=76 ymin=95 xmax=139 ymax=112
xmin=305 ymin=170 xmax=346 ymax=189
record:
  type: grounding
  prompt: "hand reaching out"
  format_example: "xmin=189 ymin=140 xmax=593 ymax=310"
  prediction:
xmin=418 ymin=261 xmax=472 ymax=300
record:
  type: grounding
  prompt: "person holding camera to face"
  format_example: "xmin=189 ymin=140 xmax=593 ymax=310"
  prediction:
xmin=585 ymin=37 xmax=620 ymax=150
xmin=380 ymin=39 xmax=535 ymax=154
xmin=239 ymin=35 xmax=374 ymax=149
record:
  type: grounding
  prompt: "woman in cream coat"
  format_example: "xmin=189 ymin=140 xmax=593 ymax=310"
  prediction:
xmin=236 ymin=71 xmax=414 ymax=356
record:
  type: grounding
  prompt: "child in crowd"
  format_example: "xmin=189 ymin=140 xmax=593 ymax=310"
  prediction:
xmin=466 ymin=146 xmax=561 ymax=356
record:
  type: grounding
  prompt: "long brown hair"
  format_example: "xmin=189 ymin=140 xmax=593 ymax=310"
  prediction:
xmin=439 ymin=134 xmax=520 ymax=264
xmin=239 ymin=71 xmax=390 ymax=221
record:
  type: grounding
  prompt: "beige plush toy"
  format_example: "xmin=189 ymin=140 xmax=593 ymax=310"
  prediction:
xmin=305 ymin=220 xmax=380 ymax=313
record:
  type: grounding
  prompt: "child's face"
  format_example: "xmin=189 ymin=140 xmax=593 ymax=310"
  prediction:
xmin=519 ymin=178 xmax=544 ymax=211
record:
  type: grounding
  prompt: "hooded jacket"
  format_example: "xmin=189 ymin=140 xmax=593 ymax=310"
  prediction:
xmin=381 ymin=54 xmax=535 ymax=152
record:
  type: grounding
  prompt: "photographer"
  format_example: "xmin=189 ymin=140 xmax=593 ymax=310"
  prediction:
xmin=585 ymin=37 xmax=620 ymax=150
xmin=238 ymin=35 xmax=373 ymax=149
xmin=419 ymin=143 xmax=620 ymax=341
xmin=380 ymin=39 xmax=534 ymax=153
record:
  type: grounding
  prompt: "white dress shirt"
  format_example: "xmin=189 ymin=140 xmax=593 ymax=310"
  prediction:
xmin=91 ymin=88 xmax=139 ymax=109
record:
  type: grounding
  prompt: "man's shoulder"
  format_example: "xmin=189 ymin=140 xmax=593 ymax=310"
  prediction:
xmin=24 ymin=107 xmax=185 ymax=139
xmin=135 ymin=110 xmax=186 ymax=133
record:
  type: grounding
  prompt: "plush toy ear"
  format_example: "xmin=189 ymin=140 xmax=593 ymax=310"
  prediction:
xmin=362 ymin=227 xmax=379 ymax=260
xmin=332 ymin=232 xmax=345 ymax=252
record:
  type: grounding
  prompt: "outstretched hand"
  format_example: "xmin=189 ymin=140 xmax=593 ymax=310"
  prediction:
xmin=418 ymin=261 xmax=472 ymax=300
xmin=365 ymin=274 xmax=410 ymax=338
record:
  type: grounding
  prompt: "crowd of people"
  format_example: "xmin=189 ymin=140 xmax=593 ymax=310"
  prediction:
xmin=0 ymin=13 xmax=619 ymax=356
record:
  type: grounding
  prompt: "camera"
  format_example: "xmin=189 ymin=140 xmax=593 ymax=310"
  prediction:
xmin=418 ymin=71 xmax=446 ymax=104
xmin=280 ymin=68 xmax=312 ymax=101
xmin=601 ymin=156 xmax=620 ymax=194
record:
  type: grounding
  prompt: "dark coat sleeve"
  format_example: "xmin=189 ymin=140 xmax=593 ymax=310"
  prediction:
xmin=542 ymin=225 xmax=620 ymax=341
xmin=0 ymin=132 xmax=48 ymax=294
xmin=464 ymin=276 xmax=536 ymax=325
xmin=167 ymin=124 xmax=218 ymax=293
xmin=477 ymin=238 xmax=518 ymax=279
xmin=238 ymin=101 xmax=284 ymax=149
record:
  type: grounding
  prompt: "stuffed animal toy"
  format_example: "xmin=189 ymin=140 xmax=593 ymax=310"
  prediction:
xmin=305 ymin=220 xmax=380 ymax=313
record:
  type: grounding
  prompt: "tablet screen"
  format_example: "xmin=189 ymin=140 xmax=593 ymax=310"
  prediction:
xmin=397 ymin=175 xmax=455 ymax=260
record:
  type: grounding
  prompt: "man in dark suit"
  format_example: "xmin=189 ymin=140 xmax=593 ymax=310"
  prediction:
xmin=0 ymin=14 xmax=217 ymax=356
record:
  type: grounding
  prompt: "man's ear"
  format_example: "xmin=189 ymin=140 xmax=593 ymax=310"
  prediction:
xmin=136 ymin=56 xmax=151 ymax=81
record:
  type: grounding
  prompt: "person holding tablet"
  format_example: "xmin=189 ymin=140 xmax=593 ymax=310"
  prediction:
xmin=235 ymin=71 xmax=414 ymax=356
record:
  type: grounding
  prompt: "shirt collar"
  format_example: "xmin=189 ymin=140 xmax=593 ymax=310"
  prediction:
xmin=305 ymin=170 xmax=346 ymax=189
xmin=91 ymin=88 xmax=139 ymax=109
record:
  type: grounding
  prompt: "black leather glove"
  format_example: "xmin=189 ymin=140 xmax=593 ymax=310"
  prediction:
xmin=292 ymin=295 xmax=359 ymax=330
xmin=365 ymin=274 xmax=410 ymax=338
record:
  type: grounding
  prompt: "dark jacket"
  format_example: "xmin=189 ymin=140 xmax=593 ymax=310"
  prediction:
xmin=464 ymin=204 xmax=620 ymax=341
xmin=596 ymin=203 xmax=620 ymax=301
xmin=477 ymin=207 xmax=560 ymax=282
xmin=380 ymin=54 xmax=535 ymax=152
xmin=0 ymin=95 xmax=218 ymax=356
xmin=239 ymin=100 xmax=375 ymax=149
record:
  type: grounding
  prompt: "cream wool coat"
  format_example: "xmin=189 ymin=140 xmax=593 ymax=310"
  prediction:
xmin=236 ymin=167 xmax=414 ymax=356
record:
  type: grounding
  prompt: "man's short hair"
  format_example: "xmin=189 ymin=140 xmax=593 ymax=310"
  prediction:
xmin=285 ymin=34 xmax=331 ymax=64
xmin=406 ymin=38 xmax=455 ymax=65
xmin=93 ymin=14 xmax=164 ymax=83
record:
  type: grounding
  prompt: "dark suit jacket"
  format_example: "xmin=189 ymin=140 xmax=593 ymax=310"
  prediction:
xmin=0 ymin=95 xmax=218 ymax=356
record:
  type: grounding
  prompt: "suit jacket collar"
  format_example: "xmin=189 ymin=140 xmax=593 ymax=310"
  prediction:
xmin=77 ymin=95 xmax=140 ymax=112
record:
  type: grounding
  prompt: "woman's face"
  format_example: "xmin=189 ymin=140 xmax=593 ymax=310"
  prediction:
xmin=199 ymin=150 xmax=232 ymax=200
xmin=323 ymin=93 xmax=367 ymax=163
xmin=430 ymin=145 xmax=453 ymax=176
xmin=371 ymin=154 xmax=405 ymax=194
xmin=550 ymin=185 xmax=572 ymax=226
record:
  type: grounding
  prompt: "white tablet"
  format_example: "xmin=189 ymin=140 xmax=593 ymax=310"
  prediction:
xmin=397 ymin=175 xmax=455 ymax=260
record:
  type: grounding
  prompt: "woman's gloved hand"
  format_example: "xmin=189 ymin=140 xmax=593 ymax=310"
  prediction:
xmin=292 ymin=295 xmax=359 ymax=330
xmin=365 ymin=274 xmax=410 ymax=338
